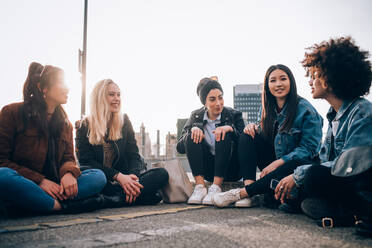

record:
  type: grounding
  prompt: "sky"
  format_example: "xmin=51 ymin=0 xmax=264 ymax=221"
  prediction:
xmin=1 ymin=0 xmax=372 ymax=152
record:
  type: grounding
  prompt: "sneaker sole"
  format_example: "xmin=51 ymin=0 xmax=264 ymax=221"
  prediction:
xmin=234 ymin=203 xmax=258 ymax=208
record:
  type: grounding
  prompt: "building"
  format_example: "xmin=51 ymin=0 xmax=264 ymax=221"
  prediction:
xmin=165 ymin=132 xmax=177 ymax=158
xmin=233 ymin=84 xmax=262 ymax=124
xmin=135 ymin=123 xmax=152 ymax=159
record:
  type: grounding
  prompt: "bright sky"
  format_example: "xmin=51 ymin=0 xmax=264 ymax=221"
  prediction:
xmin=1 ymin=0 xmax=372 ymax=150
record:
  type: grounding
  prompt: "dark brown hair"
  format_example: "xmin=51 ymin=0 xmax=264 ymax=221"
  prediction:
xmin=261 ymin=64 xmax=299 ymax=139
xmin=302 ymin=37 xmax=372 ymax=100
xmin=22 ymin=62 xmax=68 ymax=138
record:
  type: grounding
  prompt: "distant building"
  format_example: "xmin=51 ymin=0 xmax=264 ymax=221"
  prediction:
xmin=152 ymin=130 xmax=161 ymax=158
xmin=233 ymin=84 xmax=263 ymax=124
xmin=135 ymin=123 xmax=152 ymax=159
xmin=165 ymin=132 xmax=177 ymax=158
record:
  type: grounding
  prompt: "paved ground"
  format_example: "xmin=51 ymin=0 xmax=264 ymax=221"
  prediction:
xmin=1 ymin=203 xmax=371 ymax=248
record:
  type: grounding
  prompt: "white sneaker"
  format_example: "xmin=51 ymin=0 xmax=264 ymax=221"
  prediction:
xmin=213 ymin=188 xmax=241 ymax=208
xmin=202 ymin=184 xmax=222 ymax=205
xmin=187 ymin=184 xmax=207 ymax=204
xmin=234 ymin=195 xmax=260 ymax=208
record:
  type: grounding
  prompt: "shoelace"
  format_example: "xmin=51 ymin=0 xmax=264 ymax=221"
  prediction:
xmin=223 ymin=190 xmax=239 ymax=201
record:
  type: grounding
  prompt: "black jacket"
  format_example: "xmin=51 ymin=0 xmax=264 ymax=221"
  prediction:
xmin=176 ymin=106 xmax=245 ymax=154
xmin=76 ymin=114 xmax=144 ymax=181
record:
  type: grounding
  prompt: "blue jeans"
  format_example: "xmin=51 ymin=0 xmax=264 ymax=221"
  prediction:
xmin=0 ymin=168 xmax=106 ymax=213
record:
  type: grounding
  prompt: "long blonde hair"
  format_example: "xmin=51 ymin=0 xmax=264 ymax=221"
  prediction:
xmin=87 ymin=79 xmax=124 ymax=145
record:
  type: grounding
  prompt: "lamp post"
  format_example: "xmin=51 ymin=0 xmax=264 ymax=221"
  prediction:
xmin=79 ymin=0 xmax=88 ymax=118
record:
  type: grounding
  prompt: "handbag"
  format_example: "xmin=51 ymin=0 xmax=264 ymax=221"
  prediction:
xmin=152 ymin=159 xmax=193 ymax=203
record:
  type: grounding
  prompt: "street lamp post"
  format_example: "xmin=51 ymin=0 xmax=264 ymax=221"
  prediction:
xmin=79 ymin=0 xmax=88 ymax=118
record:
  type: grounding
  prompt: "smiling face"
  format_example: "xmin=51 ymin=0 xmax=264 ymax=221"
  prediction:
xmin=43 ymin=71 xmax=69 ymax=105
xmin=106 ymin=83 xmax=121 ymax=113
xmin=268 ymin=69 xmax=291 ymax=102
xmin=205 ymin=88 xmax=224 ymax=119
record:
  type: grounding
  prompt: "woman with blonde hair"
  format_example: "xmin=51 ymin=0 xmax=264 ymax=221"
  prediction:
xmin=76 ymin=79 xmax=168 ymax=206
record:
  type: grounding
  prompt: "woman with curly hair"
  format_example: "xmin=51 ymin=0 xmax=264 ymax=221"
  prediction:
xmin=0 ymin=62 xmax=107 ymax=215
xmin=276 ymin=37 xmax=372 ymax=235
xmin=212 ymin=64 xmax=323 ymax=208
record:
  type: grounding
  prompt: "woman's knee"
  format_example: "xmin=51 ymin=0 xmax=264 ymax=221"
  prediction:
xmin=185 ymin=133 xmax=201 ymax=147
xmin=80 ymin=169 xmax=107 ymax=190
xmin=215 ymin=132 xmax=234 ymax=149
xmin=0 ymin=168 xmax=18 ymax=187
xmin=151 ymin=168 xmax=169 ymax=185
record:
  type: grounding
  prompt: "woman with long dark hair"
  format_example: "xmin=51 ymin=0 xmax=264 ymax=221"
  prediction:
xmin=213 ymin=64 xmax=323 ymax=208
xmin=0 ymin=62 xmax=107 ymax=215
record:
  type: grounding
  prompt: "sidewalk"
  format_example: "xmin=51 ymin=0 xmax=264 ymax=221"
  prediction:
xmin=1 ymin=202 xmax=371 ymax=247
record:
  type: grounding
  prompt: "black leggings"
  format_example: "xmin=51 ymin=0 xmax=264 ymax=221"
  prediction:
xmin=184 ymin=132 xmax=241 ymax=182
xmin=304 ymin=165 xmax=372 ymax=217
xmin=239 ymin=133 xmax=300 ymax=196
xmin=102 ymin=168 xmax=169 ymax=205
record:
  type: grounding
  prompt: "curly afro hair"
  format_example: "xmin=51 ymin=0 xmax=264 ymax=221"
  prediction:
xmin=302 ymin=37 xmax=372 ymax=100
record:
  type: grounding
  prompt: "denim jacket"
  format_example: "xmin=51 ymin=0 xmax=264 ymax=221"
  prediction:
xmin=293 ymin=97 xmax=372 ymax=185
xmin=274 ymin=97 xmax=323 ymax=165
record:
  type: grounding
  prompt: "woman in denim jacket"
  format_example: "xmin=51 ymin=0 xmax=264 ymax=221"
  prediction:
xmin=276 ymin=37 xmax=372 ymax=235
xmin=213 ymin=64 xmax=323 ymax=208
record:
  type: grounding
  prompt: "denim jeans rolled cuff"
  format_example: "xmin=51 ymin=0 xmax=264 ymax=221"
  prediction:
xmin=0 ymin=167 xmax=106 ymax=213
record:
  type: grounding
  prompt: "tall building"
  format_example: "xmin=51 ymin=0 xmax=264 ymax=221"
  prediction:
xmin=233 ymin=84 xmax=262 ymax=124
xmin=135 ymin=123 xmax=152 ymax=159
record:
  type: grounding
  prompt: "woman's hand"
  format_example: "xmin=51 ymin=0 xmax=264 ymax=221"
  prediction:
xmin=213 ymin=125 xmax=233 ymax=142
xmin=275 ymin=174 xmax=296 ymax=203
xmin=260 ymin=159 xmax=284 ymax=178
xmin=60 ymin=172 xmax=78 ymax=199
xmin=243 ymin=123 xmax=259 ymax=138
xmin=191 ymin=127 xmax=205 ymax=143
xmin=116 ymin=173 xmax=144 ymax=204
xmin=39 ymin=178 xmax=64 ymax=201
